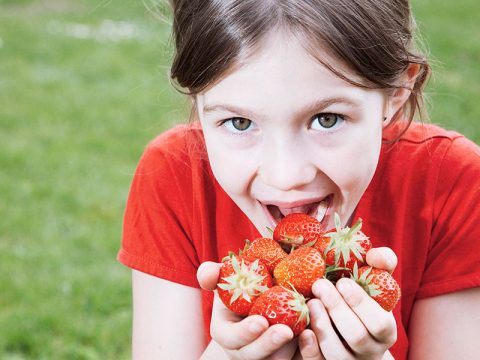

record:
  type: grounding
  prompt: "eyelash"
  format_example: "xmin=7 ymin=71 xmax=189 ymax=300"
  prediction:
xmin=309 ymin=113 xmax=346 ymax=132
xmin=219 ymin=118 xmax=255 ymax=134
xmin=218 ymin=112 xmax=347 ymax=135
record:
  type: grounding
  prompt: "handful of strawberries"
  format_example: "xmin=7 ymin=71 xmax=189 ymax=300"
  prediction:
xmin=216 ymin=213 xmax=401 ymax=336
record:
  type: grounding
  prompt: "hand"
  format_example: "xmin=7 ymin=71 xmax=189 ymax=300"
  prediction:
xmin=197 ymin=262 xmax=297 ymax=359
xmin=298 ymin=247 xmax=398 ymax=359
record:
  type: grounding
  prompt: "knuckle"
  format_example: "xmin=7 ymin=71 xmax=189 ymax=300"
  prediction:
xmin=211 ymin=326 xmax=236 ymax=350
xmin=237 ymin=352 xmax=255 ymax=360
xmin=322 ymin=290 xmax=342 ymax=310
xmin=344 ymin=288 xmax=366 ymax=309
xmin=347 ymin=329 xmax=371 ymax=350
xmin=370 ymin=315 xmax=397 ymax=345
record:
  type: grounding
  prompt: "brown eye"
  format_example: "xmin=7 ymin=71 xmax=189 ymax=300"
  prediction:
xmin=318 ymin=114 xmax=337 ymax=128
xmin=231 ymin=118 xmax=252 ymax=131
xmin=310 ymin=113 xmax=343 ymax=130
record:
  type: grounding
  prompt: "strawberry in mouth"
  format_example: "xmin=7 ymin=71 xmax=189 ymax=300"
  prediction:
xmin=263 ymin=195 xmax=332 ymax=228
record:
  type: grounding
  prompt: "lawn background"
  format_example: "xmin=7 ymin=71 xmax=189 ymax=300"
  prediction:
xmin=0 ymin=0 xmax=478 ymax=358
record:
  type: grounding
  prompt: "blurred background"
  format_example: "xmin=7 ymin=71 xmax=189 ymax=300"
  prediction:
xmin=0 ymin=0 xmax=478 ymax=358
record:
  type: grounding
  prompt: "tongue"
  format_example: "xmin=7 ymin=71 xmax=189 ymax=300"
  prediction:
xmin=277 ymin=199 xmax=329 ymax=222
xmin=278 ymin=203 xmax=316 ymax=217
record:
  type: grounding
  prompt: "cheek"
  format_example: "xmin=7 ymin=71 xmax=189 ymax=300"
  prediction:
xmin=206 ymin=142 xmax=257 ymax=196
xmin=345 ymin=138 xmax=381 ymax=190
xmin=318 ymin=134 xmax=382 ymax=193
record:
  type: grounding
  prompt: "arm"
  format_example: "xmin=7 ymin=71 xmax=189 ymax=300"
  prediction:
xmin=197 ymin=262 xmax=298 ymax=360
xmin=408 ymin=287 xmax=480 ymax=359
xmin=132 ymin=267 xmax=296 ymax=360
xmin=131 ymin=270 xmax=205 ymax=359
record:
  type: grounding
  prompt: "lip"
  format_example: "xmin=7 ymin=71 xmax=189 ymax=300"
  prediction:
xmin=260 ymin=197 xmax=327 ymax=208
xmin=259 ymin=195 xmax=333 ymax=228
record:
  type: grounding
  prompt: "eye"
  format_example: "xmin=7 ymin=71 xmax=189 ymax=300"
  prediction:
xmin=309 ymin=113 xmax=344 ymax=131
xmin=222 ymin=117 xmax=253 ymax=132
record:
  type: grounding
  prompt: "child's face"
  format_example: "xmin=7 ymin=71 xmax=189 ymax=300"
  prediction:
xmin=197 ymin=32 xmax=388 ymax=234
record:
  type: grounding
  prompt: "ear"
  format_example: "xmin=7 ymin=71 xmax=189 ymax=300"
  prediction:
xmin=384 ymin=63 xmax=421 ymax=123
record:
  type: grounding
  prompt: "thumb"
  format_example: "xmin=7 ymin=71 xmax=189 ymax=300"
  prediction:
xmin=365 ymin=247 xmax=397 ymax=274
xmin=197 ymin=261 xmax=222 ymax=290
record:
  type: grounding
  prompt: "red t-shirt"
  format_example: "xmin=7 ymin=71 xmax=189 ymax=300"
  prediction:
xmin=118 ymin=121 xmax=480 ymax=359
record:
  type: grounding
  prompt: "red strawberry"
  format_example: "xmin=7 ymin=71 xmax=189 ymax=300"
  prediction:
xmin=249 ymin=285 xmax=309 ymax=336
xmin=241 ymin=238 xmax=288 ymax=273
xmin=217 ymin=255 xmax=273 ymax=316
xmin=312 ymin=231 xmax=332 ymax=255
xmin=352 ymin=264 xmax=401 ymax=311
xmin=324 ymin=213 xmax=372 ymax=281
xmin=273 ymin=246 xmax=325 ymax=298
xmin=273 ymin=213 xmax=326 ymax=251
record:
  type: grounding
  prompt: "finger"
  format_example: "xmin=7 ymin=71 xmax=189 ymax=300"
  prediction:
xmin=336 ymin=278 xmax=397 ymax=347
xmin=210 ymin=294 xmax=269 ymax=349
xmin=365 ymin=247 xmax=397 ymax=273
xmin=236 ymin=324 xmax=295 ymax=359
xmin=197 ymin=261 xmax=221 ymax=290
xmin=308 ymin=298 xmax=353 ymax=360
xmin=299 ymin=329 xmax=325 ymax=360
xmin=313 ymin=279 xmax=380 ymax=356
xmin=270 ymin=337 xmax=298 ymax=360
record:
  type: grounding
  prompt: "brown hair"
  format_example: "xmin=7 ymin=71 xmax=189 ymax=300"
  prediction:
xmin=169 ymin=0 xmax=430 ymax=124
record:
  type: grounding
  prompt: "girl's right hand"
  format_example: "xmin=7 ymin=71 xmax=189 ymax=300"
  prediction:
xmin=197 ymin=262 xmax=297 ymax=359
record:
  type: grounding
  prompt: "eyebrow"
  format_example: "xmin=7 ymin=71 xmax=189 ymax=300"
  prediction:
xmin=202 ymin=96 xmax=361 ymax=119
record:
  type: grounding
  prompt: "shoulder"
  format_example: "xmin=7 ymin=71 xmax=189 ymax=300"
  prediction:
xmin=134 ymin=122 xmax=209 ymax=180
xmin=380 ymin=121 xmax=479 ymax=170
xmin=383 ymin=121 xmax=465 ymax=143
xmin=126 ymin=122 xmax=212 ymax=219
xmin=143 ymin=122 xmax=206 ymax=162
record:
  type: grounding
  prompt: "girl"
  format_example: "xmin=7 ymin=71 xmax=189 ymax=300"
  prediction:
xmin=118 ymin=0 xmax=480 ymax=359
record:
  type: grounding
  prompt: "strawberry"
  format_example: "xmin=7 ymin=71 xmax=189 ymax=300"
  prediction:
xmin=249 ymin=285 xmax=309 ymax=336
xmin=241 ymin=238 xmax=288 ymax=273
xmin=352 ymin=264 xmax=401 ymax=311
xmin=217 ymin=255 xmax=273 ymax=316
xmin=312 ymin=231 xmax=332 ymax=255
xmin=273 ymin=246 xmax=325 ymax=298
xmin=273 ymin=213 xmax=326 ymax=251
xmin=324 ymin=213 xmax=372 ymax=281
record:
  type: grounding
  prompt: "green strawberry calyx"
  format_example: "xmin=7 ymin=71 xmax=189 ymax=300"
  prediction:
xmin=218 ymin=256 xmax=269 ymax=304
xmin=285 ymin=284 xmax=310 ymax=327
xmin=325 ymin=213 xmax=369 ymax=265
xmin=351 ymin=263 xmax=382 ymax=297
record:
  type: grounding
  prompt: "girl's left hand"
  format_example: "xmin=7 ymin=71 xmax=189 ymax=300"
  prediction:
xmin=297 ymin=247 xmax=398 ymax=360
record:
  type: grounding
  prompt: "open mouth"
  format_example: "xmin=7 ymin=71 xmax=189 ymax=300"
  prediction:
xmin=262 ymin=195 xmax=333 ymax=227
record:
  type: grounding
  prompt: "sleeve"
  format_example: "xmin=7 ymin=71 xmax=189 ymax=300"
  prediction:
xmin=117 ymin=131 xmax=201 ymax=288
xmin=416 ymin=136 xmax=480 ymax=299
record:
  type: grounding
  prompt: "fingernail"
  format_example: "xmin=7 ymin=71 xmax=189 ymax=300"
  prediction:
xmin=249 ymin=320 xmax=264 ymax=334
xmin=309 ymin=299 xmax=325 ymax=318
xmin=337 ymin=279 xmax=353 ymax=296
xmin=381 ymin=248 xmax=395 ymax=269
xmin=303 ymin=333 xmax=313 ymax=347
xmin=386 ymin=256 xmax=396 ymax=269
xmin=313 ymin=279 xmax=330 ymax=297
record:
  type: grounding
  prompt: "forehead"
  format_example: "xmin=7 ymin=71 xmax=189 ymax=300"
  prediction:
xmin=198 ymin=31 xmax=368 ymax=113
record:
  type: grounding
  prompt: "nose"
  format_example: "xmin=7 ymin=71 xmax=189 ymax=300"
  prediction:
xmin=258 ymin=136 xmax=317 ymax=191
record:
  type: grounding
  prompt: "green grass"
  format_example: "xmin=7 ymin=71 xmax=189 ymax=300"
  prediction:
xmin=0 ymin=0 xmax=478 ymax=358
xmin=0 ymin=0 xmax=186 ymax=358
xmin=412 ymin=0 xmax=480 ymax=140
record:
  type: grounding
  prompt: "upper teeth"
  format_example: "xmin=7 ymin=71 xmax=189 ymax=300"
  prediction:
xmin=314 ymin=200 xmax=328 ymax=222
